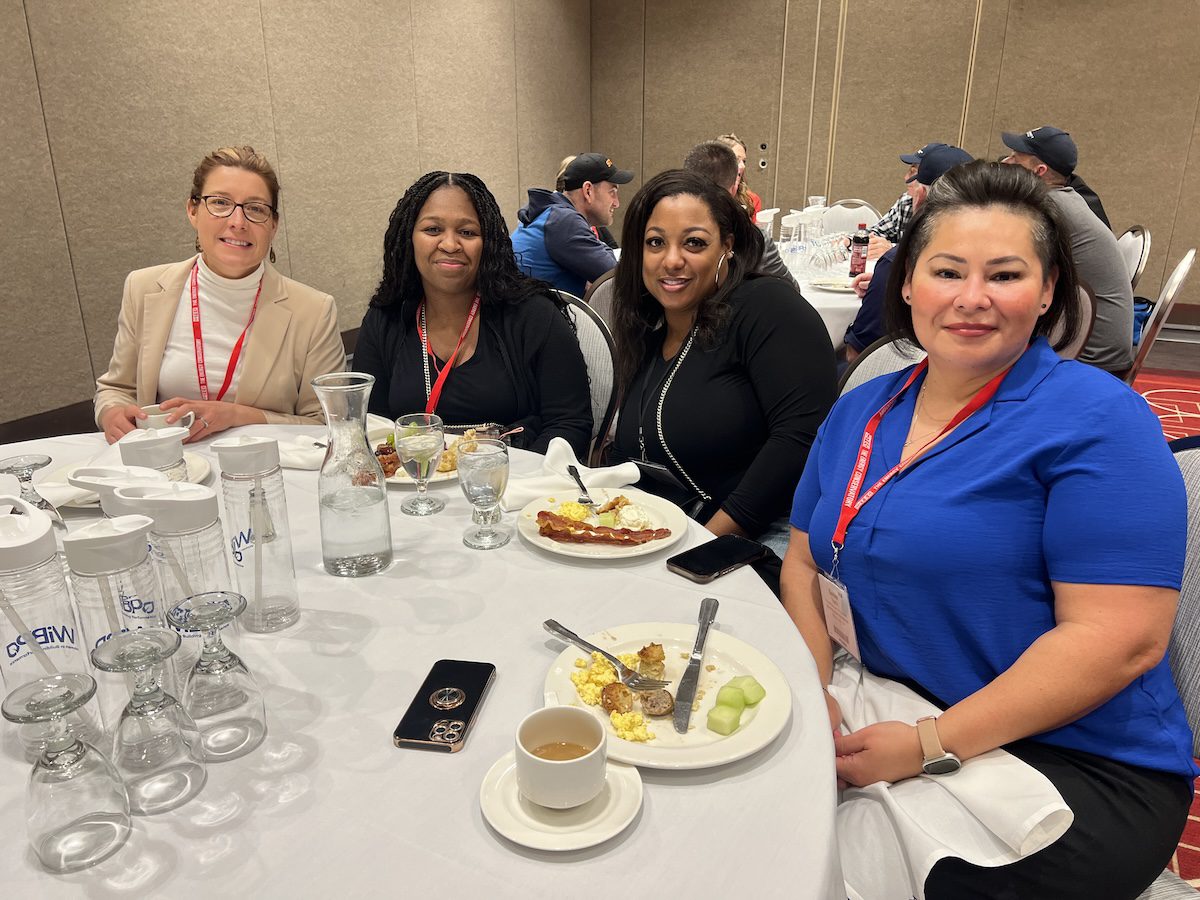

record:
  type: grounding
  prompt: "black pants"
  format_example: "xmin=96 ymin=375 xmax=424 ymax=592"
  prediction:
xmin=924 ymin=740 xmax=1192 ymax=900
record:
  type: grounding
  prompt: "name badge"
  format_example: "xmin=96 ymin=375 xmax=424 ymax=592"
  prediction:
xmin=817 ymin=572 xmax=861 ymax=662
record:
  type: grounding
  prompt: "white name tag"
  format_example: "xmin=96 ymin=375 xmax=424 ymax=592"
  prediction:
xmin=818 ymin=572 xmax=861 ymax=662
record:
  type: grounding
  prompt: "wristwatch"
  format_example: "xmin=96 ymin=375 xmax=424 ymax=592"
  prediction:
xmin=916 ymin=715 xmax=961 ymax=776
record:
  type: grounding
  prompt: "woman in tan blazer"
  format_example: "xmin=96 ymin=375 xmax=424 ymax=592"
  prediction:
xmin=94 ymin=145 xmax=346 ymax=443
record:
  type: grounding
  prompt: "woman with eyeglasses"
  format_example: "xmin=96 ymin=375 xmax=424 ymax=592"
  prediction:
xmin=94 ymin=145 xmax=346 ymax=442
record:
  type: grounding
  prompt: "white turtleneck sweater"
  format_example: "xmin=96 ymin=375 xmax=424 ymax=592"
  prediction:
xmin=157 ymin=256 xmax=266 ymax=403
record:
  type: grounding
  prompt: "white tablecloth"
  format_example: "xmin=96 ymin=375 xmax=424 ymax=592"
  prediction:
xmin=804 ymin=282 xmax=861 ymax=350
xmin=0 ymin=425 xmax=843 ymax=898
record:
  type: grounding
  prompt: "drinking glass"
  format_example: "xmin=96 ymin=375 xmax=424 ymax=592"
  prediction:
xmin=166 ymin=591 xmax=266 ymax=762
xmin=0 ymin=454 xmax=55 ymax=513
xmin=395 ymin=413 xmax=446 ymax=516
xmin=1 ymin=673 xmax=131 ymax=872
xmin=457 ymin=439 xmax=511 ymax=550
xmin=90 ymin=628 xmax=207 ymax=815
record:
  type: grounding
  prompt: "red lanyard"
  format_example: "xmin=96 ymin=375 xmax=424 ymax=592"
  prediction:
xmin=416 ymin=294 xmax=481 ymax=415
xmin=831 ymin=360 xmax=1011 ymax=549
xmin=190 ymin=261 xmax=263 ymax=402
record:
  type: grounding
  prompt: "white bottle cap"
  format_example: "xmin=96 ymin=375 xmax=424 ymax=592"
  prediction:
xmin=212 ymin=435 xmax=280 ymax=476
xmin=112 ymin=483 xmax=219 ymax=534
xmin=117 ymin=427 xmax=188 ymax=470
xmin=63 ymin=515 xmax=154 ymax=576
xmin=67 ymin=465 xmax=169 ymax=517
xmin=0 ymin=495 xmax=57 ymax=571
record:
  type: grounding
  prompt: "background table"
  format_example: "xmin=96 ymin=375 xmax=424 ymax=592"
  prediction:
xmin=0 ymin=425 xmax=842 ymax=898
xmin=803 ymin=281 xmax=861 ymax=350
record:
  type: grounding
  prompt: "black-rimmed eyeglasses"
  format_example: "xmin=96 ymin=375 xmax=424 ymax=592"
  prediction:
xmin=195 ymin=195 xmax=276 ymax=224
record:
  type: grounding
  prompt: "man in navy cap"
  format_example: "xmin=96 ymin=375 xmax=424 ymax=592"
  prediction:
xmin=865 ymin=142 xmax=947 ymax=257
xmin=1001 ymin=125 xmax=1110 ymax=228
xmin=843 ymin=145 xmax=974 ymax=363
xmin=511 ymin=152 xmax=634 ymax=297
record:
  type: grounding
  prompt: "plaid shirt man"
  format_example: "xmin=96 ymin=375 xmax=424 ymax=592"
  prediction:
xmin=868 ymin=193 xmax=912 ymax=243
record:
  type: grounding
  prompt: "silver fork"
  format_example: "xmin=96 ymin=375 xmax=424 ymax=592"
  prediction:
xmin=543 ymin=620 xmax=670 ymax=692
xmin=566 ymin=465 xmax=597 ymax=511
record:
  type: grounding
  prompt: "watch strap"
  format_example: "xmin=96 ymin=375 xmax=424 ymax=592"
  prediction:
xmin=916 ymin=715 xmax=944 ymax=761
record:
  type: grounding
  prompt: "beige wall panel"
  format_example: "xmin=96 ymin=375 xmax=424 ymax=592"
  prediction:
xmin=960 ymin=0 xmax=1011 ymax=157
xmin=827 ymin=1 xmax=977 ymax=214
xmin=797 ymin=0 xmax=852 ymax=207
xmin=25 ymin=1 xmax=287 ymax=377
xmin=773 ymin=0 xmax=823 ymax=215
xmin=0 ymin=0 xmax=93 ymax=422
xmin=515 ymin=0 xmax=590 ymax=204
xmin=1163 ymin=104 xmax=1200 ymax=309
xmin=989 ymin=0 xmax=1200 ymax=297
xmin=590 ymin=0 xmax=644 ymax=241
xmin=411 ymin=0 xmax=520 ymax=228
xmin=261 ymin=0 xmax=421 ymax=332
xmin=642 ymin=0 xmax=786 ymax=210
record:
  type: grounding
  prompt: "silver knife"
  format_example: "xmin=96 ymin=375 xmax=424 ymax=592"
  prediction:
xmin=674 ymin=597 xmax=719 ymax=734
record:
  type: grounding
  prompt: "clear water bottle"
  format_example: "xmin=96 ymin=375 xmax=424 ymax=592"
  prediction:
xmin=849 ymin=222 xmax=870 ymax=277
xmin=0 ymin=495 xmax=101 ymax=756
xmin=117 ymin=428 xmax=190 ymax=482
xmin=63 ymin=515 xmax=178 ymax=734
xmin=312 ymin=372 xmax=393 ymax=577
xmin=112 ymin=483 xmax=233 ymax=672
xmin=212 ymin=436 xmax=301 ymax=633
xmin=67 ymin=466 xmax=168 ymax=518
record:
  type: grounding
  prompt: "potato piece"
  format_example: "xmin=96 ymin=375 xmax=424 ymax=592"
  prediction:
xmin=637 ymin=643 xmax=666 ymax=680
xmin=600 ymin=682 xmax=633 ymax=714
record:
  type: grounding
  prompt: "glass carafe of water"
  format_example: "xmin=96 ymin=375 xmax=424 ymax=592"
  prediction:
xmin=312 ymin=373 xmax=393 ymax=577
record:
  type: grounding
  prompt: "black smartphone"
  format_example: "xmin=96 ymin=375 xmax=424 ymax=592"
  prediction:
xmin=666 ymin=534 xmax=770 ymax=583
xmin=393 ymin=659 xmax=496 ymax=753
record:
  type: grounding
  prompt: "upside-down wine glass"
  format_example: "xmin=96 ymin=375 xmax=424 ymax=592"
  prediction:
xmin=0 ymin=455 xmax=56 ymax=514
xmin=396 ymin=413 xmax=446 ymax=516
xmin=457 ymin=439 xmax=511 ymax=550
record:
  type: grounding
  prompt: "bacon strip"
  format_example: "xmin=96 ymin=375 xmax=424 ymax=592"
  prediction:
xmin=536 ymin=510 xmax=670 ymax=546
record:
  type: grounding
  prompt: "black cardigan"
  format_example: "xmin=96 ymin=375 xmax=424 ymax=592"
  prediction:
xmin=355 ymin=293 xmax=593 ymax=457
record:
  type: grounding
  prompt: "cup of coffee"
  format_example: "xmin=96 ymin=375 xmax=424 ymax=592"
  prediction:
xmin=137 ymin=404 xmax=195 ymax=430
xmin=514 ymin=706 xmax=607 ymax=809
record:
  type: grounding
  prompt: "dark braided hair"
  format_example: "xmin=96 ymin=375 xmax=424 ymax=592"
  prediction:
xmin=369 ymin=171 xmax=553 ymax=314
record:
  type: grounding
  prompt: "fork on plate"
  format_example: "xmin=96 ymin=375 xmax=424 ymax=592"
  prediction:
xmin=566 ymin=465 xmax=598 ymax=511
xmin=543 ymin=619 xmax=670 ymax=692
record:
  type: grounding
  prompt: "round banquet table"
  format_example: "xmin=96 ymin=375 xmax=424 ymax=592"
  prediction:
xmin=0 ymin=425 xmax=843 ymax=898
xmin=803 ymin=280 xmax=861 ymax=350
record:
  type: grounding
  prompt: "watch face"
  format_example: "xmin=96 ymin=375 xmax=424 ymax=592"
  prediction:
xmin=923 ymin=755 xmax=961 ymax=776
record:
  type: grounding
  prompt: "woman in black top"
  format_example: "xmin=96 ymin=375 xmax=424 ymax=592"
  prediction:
xmin=610 ymin=170 xmax=837 ymax=542
xmin=355 ymin=172 xmax=592 ymax=456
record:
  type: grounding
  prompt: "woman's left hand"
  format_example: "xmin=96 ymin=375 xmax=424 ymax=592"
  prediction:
xmin=834 ymin=721 xmax=924 ymax=787
xmin=157 ymin=398 xmax=266 ymax=443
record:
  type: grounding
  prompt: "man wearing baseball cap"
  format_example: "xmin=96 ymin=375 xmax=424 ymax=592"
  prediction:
xmin=1001 ymin=125 xmax=1110 ymax=227
xmin=511 ymin=152 xmax=634 ymax=297
xmin=1002 ymin=126 xmax=1132 ymax=372
xmin=843 ymin=144 xmax=974 ymax=362
xmin=865 ymin=142 xmax=947 ymax=255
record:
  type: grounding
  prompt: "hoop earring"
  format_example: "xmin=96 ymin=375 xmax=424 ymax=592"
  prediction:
xmin=715 ymin=253 xmax=728 ymax=288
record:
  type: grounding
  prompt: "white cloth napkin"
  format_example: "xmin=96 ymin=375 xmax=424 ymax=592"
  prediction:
xmin=500 ymin=437 xmax=639 ymax=511
xmin=34 ymin=443 xmax=124 ymax=507
xmin=829 ymin=657 xmax=1072 ymax=900
xmin=277 ymin=415 xmax=395 ymax=470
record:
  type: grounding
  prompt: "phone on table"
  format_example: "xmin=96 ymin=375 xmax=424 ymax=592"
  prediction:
xmin=393 ymin=659 xmax=496 ymax=753
xmin=666 ymin=534 xmax=770 ymax=584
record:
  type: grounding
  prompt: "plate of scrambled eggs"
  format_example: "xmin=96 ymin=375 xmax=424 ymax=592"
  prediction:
xmin=516 ymin=487 xmax=688 ymax=560
xmin=543 ymin=622 xmax=791 ymax=769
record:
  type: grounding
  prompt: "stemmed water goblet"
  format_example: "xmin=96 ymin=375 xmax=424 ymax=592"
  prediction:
xmin=166 ymin=591 xmax=266 ymax=761
xmin=90 ymin=628 xmax=207 ymax=815
xmin=1 ymin=672 xmax=131 ymax=872
xmin=396 ymin=413 xmax=446 ymax=516
xmin=457 ymin=438 xmax=511 ymax=550
xmin=0 ymin=455 xmax=63 ymax=524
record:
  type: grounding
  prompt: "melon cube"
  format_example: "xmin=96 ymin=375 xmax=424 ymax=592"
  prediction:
xmin=727 ymin=675 xmax=766 ymax=706
xmin=707 ymin=704 xmax=742 ymax=736
xmin=715 ymin=685 xmax=746 ymax=712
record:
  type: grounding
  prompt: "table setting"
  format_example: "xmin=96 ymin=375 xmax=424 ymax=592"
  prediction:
xmin=0 ymin=407 xmax=843 ymax=897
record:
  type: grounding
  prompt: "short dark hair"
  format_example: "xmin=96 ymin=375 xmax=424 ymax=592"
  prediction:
xmin=682 ymin=141 xmax=740 ymax=192
xmin=611 ymin=169 xmax=765 ymax=396
xmin=369 ymin=171 xmax=550 ymax=313
xmin=884 ymin=160 xmax=1081 ymax=352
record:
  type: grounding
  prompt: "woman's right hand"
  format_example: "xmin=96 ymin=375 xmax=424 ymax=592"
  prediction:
xmin=100 ymin=404 xmax=144 ymax=443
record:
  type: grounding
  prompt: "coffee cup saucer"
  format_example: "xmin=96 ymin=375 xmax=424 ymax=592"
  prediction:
xmin=479 ymin=750 xmax=642 ymax=851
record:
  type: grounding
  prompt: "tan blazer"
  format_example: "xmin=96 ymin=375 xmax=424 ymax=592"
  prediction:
xmin=94 ymin=256 xmax=346 ymax=426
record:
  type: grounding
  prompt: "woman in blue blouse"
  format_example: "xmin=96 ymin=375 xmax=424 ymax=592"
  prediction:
xmin=784 ymin=161 xmax=1193 ymax=898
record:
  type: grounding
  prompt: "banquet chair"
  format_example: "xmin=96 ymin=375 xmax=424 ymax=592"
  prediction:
xmin=1049 ymin=283 xmax=1097 ymax=360
xmin=822 ymin=199 xmax=882 ymax=235
xmin=1136 ymin=437 xmax=1200 ymax=900
xmin=581 ymin=267 xmax=617 ymax=331
xmin=837 ymin=335 xmax=925 ymax=395
xmin=757 ymin=208 xmax=780 ymax=241
xmin=552 ymin=290 xmax=618 ymax=463
xmin=1117 ymin=225 xmax=1152 ymax=292
xmin=1123 ymin=249 xmax=1196 ymax=385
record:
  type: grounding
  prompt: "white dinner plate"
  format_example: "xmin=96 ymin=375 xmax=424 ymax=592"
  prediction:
xmin=479 ymin=751 xmax=642 ymax=851
xmin=516 ymin=487 xmax=687 ymax=560
xmin=543 ymin=622 xmax=791 ymax=769
xmin=51 ymin=452 xmax=212 ymax=508
xmin=808 ymin=278 xmax=857 ymax=293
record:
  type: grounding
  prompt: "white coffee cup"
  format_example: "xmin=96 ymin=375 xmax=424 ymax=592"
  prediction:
xmin=514 ymin=706 xmax=607 ymax=809
xmin=137 ymin=404 xmax=195 ymax=430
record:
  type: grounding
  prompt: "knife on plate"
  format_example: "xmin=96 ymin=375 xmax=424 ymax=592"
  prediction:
xmin=674 ymin=597 xmax=719 ymax=734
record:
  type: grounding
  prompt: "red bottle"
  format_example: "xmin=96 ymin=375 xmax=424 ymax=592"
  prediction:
xmin=849 ymin=223 xmax=869 ymax=276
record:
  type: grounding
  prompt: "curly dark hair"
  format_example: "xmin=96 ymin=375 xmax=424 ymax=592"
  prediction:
xmin=884 ymin=160 xmax=1081 ymax=352
xmin=369 ymin=171 xmax=552 ymax=314
xmin=611 ymin=170 xmax=765 ymax=397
